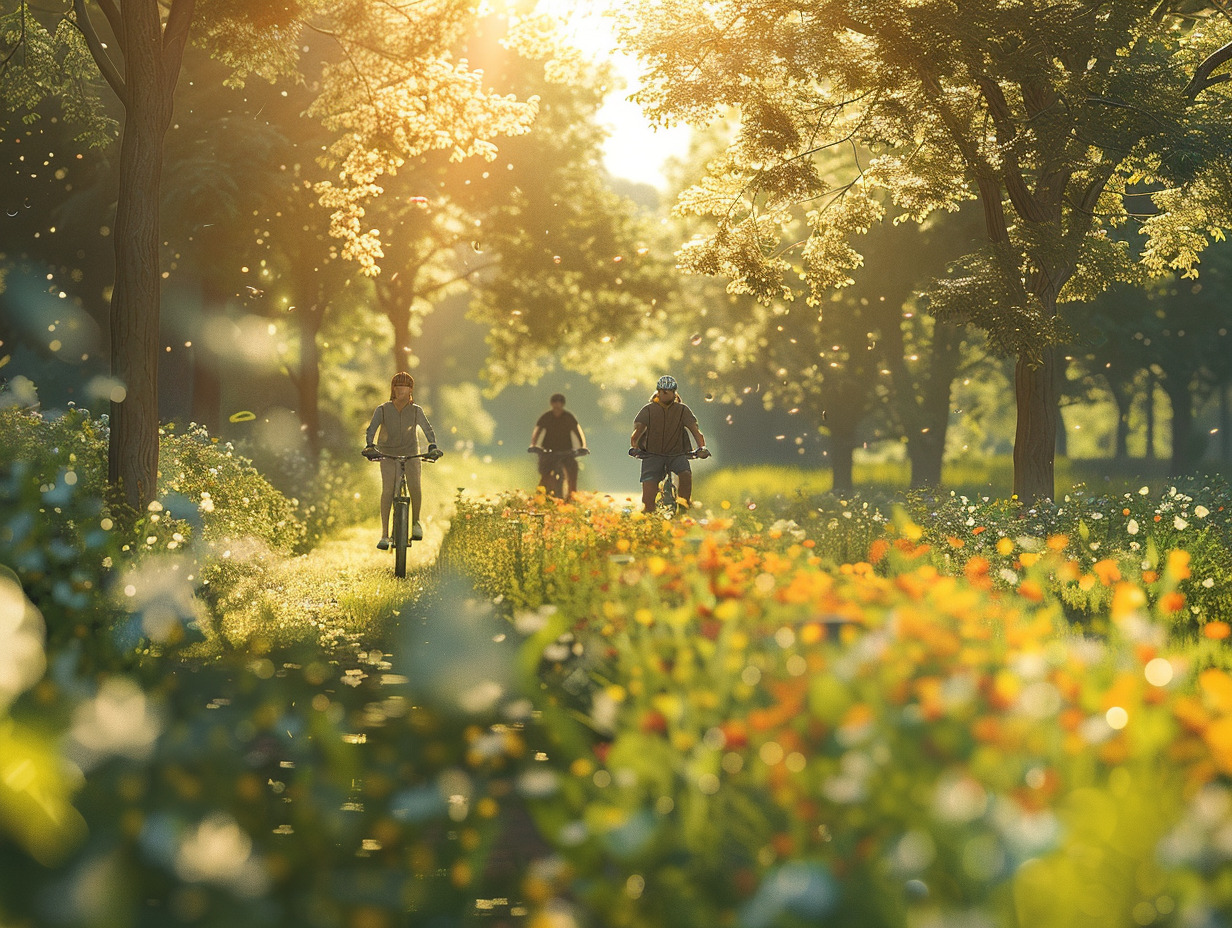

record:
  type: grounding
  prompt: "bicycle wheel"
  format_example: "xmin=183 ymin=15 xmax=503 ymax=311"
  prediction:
xmin=659 ymin=473 xmax=677 ymax=517
xmin=392 ymin=497 xmax=409 ymax=578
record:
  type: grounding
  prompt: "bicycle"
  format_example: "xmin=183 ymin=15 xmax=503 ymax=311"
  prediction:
xmin=362 ymin=448 xmax=443 ymax=578
xmin=528 ymin=446 xmax=589 ymax=499
xmin=630 ymin=448 xmax=711 ymax=518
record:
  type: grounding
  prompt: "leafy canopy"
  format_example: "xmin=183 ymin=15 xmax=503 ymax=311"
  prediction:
xmin=619 ymin=0 xmax=1232 ymax=356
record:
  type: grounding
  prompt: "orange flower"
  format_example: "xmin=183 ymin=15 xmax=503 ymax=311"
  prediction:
xmin=1123 ymin=508 xmax=1131 ymax=516
xmin=1017 ymin=579 xmax=1045 ymax=602
xmin=1046 ymin=534 xmax=1070 ymax=552
xmin=869 ymin=538 xmax=890 ymax=564
xmin=1159 ymin=591 xmax=1186 ymax=613
xmin=1092 ymin=559 xmax=1122 ymax=585
xmin=972 ymin=526 xmax=986 ymax=536
xmin=1166 ymin=549 xmax=1192 ymax=580
xmin=1205 ymin=621 xmax=1232 ymax=640
xmin=947 ymin=536 xmax=966 ymax=549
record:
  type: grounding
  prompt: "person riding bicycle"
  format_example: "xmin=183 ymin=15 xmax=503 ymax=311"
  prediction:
xmin=529 ymin=393 xmax=588 ymax=500
xmin=363 ymin=372 xmax=442 ymax=549
xmin=629 ymin=375 xmax=709 ymax=515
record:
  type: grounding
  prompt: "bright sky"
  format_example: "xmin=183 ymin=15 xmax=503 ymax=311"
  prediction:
xmin=531 ymin=0 xmax=693 ymax=188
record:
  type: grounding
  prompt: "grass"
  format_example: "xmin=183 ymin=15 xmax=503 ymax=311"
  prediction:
xmin=695 ymin=455 xmax=1232 ymax=504
xmin=194 ymin=451 xmax=522 ymax=653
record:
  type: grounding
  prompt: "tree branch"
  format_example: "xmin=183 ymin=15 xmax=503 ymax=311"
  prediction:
xmin=95 ymin=0 xmax=123 ymax=52
xmin=161 ymin=0 xmax=194 ymax=88
xmin=72 ymin=0 xmax=126 ymax=104
xmin=977 ymin=77 xmax=1050 ymax=223
xmin=1185 ymin=39 xmax=1232 ymax=98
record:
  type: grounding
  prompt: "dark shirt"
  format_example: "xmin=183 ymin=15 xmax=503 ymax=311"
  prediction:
xmin=536 ymin=410 xmax=581 ymax=451
xmin=634 ymin=398 xmax=697 ymax=455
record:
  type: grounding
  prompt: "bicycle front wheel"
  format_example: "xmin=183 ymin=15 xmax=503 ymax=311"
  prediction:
xmin=392 ymin=498 xmax=409 ymax=578
xmin=659 ymin=475 xmax=677 ymax=517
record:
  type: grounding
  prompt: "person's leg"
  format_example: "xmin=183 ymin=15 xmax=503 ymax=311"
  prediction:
xmin=409 ymin=459 xmax=423 ymax=524
xmin=563 ymin=458 xmax=579 ymax=500
xmin=379 ymin=459 xmax=396 ymax=537
xmin=642 ymin=480 xmax=658 ymax=512
xmin=676 ymin=469 xmax=693 ymax=508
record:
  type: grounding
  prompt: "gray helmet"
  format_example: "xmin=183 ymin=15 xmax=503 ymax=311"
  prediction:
xmin=656 ymin=375 xmax=678 ymax=391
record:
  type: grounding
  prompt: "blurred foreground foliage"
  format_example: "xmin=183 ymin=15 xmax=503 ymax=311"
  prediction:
xmin=0 ymin=401 xmax=544 ymax=927
xmin=445 ymin=491 xmax=1232 ymax=927
xmin=7 ymin=392 xmax=1232 ymax=927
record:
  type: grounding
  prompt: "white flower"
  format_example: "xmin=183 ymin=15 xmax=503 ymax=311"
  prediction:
xmin=1196 ymin=505 xmax=1210 ymax=518
xmin=175 ymin=813 xmax=269 ymax=896
xmin=0 ymin=576 xmax=46 ymax=712
xmin=67 ymin=677 xmax=162 ymax=769
xmin=1127 ymin=519 xmax=1139 ymax=535
xmin=1139 ymin=486 xmax=1151 ymax=495
xmin=1175 ymin=516 xmax=1189 ymax=531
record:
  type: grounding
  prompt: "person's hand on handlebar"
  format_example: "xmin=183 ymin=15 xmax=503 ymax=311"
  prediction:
xmin=362 ymin=445 xmax=381 ymax=460
xmin=577 ymin=447 xmax=590 ymax=456
xmin=528 ymin=445 xmax=542 ymax=453
xmin=426 ymin=443 xmax=444 ymax=461
xmin=696 ymin=447 xmax=712 ymax=458
xmin=628 ymin=447 xmax=645 ymax=458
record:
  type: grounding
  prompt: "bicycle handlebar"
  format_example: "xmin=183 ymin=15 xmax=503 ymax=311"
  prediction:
xmin=362 ymin=449 xmax=442 ymax=462
xmin=528 ymin=446 xmax=590 ymax=457
xmin=629 ymin=448 xmax=711 ymax=460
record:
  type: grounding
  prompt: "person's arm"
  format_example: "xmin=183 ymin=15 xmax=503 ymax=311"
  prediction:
xmin=530 ymin=425 xmax=544 ymax=448
xmin=574 ymin=421 xmax=587 ymax=450
xmin=630 ymin=422 xmax=647 ymax=449
xmin=689 ymin=423 xmax=709 ymax=454
xmin=417 ymin=406 xmax=439 ymax=450
xmin=365 ymin=405 xmax=383 ymax=447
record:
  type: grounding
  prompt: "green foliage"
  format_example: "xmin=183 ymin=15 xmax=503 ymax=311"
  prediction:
xmin=0 ymin=5 xmax=115 ymax=145
xmin=621 ymin=0 xmax=1232 ymax=360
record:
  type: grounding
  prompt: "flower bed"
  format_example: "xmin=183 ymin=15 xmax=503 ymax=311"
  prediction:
xmin=446 ymin=491 xmax=1232 ymax=927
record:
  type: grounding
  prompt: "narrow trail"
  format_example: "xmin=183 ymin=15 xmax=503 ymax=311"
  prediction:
xmin=210 ymin=513 xmax=452 ymax=651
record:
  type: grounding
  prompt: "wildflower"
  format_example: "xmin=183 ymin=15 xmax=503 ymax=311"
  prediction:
xmin=1204 ymin=621 xmax=1232 ymax=640
xmin=1159 ymin=592 xmax=1186 ymax=613
xmin=1127 ymin=519 xmax=1139 ymax=535
xmin=1195 ymin=505 xmax=1210 ymax=518
xmin=1174 ymin=516 xmax=1189 ymax=530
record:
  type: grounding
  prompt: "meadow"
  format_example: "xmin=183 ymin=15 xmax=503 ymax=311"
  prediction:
xmin=4 ymin=404 xmax=1232 ymax=927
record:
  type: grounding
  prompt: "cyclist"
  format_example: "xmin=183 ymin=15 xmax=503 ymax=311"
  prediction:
xmin=629 ymin=375 xmax=710 ymax=515
xmin=363 ymin=372 xmax=442 ymax=549
xmin=529 ymin=393 xmax=588 ymax=500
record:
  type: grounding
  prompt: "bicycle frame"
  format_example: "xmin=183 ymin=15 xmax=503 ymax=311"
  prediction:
xmin=367 ymin=450 xmax=437 ymax=577
xmin=529 ymin=447 xmax=587 ymax=499
xmin=634 ymin=449 xmax=709 ymax=518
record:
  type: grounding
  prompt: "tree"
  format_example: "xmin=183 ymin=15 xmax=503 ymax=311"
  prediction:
xmin=1072 ymin=241 xmax=1232 ymax=474
xmin=1 ymin=0 xmax=538 ymax=509
xmin=618 ymin=0 xmax=1232 ymax=502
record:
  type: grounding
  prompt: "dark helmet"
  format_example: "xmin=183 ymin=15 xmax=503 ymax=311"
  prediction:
xmin=656 ymin=375 xmax=678 ymax=392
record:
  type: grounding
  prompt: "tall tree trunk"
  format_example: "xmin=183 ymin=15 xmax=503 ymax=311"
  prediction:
xmin=1163 ymin=377 xmax=1196 ymax=476
xmin=1145 ymin=373 xmax=1156 ymax=461
xmin=1110 ymin=384 xmax=1131 ymax=461
xmin=380 ymin=284 xmax=414 ymax=373
xmin=828 ymin=416 xmax=858 ymax=495
xmin=1221 ymin=383 xmax=1230 ymax=463
xmin=1012 ymin=346 xmax=1058 ymax=502
xmin=296 ymin=301 xmax=324 ymax=468
xmin=882 ymin=314 xmax=962 ymax=490
xmin=190 ymin=276 xmax=224 ymax=435
xmin=102 ymin=1 xmax=193 ymax=510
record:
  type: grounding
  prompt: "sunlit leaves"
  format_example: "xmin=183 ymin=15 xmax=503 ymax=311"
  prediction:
xmin=309 ymin=1 xmax=540 ymax=274
xmin=0 ymin=5 xmax=114 ymax=145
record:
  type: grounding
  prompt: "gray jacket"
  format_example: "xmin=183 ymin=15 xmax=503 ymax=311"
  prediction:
xmin=366 ymin=402 xmax=437 ymax=456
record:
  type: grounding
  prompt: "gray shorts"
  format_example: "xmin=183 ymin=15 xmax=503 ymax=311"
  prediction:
xmin=639 ymin=454 xmax=691 ymax=484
